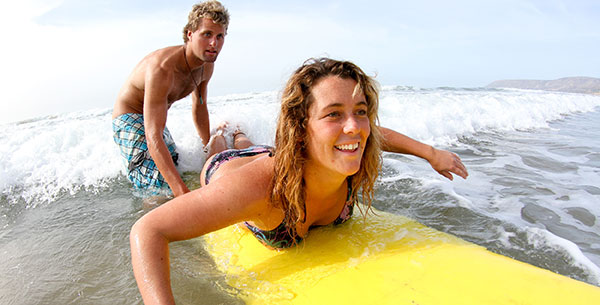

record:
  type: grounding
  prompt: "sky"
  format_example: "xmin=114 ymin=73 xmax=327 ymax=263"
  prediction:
xmin=1 ymin=0 xmax=599 ymax=124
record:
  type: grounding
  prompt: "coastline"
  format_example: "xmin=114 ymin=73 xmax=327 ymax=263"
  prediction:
xmin=486 ymin=76 xmax=600 ymax=95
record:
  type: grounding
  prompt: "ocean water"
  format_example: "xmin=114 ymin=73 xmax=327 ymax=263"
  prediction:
xmin=1 ymin=87 xmax=600 ymax=304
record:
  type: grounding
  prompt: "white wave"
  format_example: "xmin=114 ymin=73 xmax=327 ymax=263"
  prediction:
xmin=0 ymin=109 xmax=123 ymax=204
xmin=379 ymin=88 xmax=600 ymax=146
xmin=1 ymin=88 xmax=599 ymax=204
xmin=526 ymin=227 xmax=600 ymax=285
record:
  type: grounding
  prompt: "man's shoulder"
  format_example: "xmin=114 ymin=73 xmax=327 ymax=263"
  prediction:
xmin=148 ymin=45 xmax=182 ymax=58
xmin=142 ymin=46 xmax=183 ymax=81
xmin=142 ymin=46 xmax=182 ymax=72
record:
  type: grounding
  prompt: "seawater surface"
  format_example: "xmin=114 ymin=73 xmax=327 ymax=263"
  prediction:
xmin=1 ymin=87 xmax=599 ymax=304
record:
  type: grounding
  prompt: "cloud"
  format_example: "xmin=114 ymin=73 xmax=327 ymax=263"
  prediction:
xmin=211 ymin=6 xmax=393 ymax=95
xmin=0 ymin=0 xmax=187 ymax=123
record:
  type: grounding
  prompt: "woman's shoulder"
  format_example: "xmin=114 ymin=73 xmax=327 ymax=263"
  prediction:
xmin=208 ymin=152 xmax=275 ymax=204
xmin=222 ymin=154 xmax=279 ymax=221
xmin=237 ymin=152 xmax=275 ymax=183
xmin=185 ymin=153 xmax=276 ymax=228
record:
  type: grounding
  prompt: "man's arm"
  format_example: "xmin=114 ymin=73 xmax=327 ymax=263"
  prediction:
xmin=144 ymin=68 xmax=190 ymax=197
xmin=192 ymin=63 xmax=214 ymax=146
xmin=379 ymin=126 xmax=468 ymax=180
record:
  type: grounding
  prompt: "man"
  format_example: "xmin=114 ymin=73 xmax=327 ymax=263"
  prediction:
xmin=112 ymin=1 xmax=229 ymax=197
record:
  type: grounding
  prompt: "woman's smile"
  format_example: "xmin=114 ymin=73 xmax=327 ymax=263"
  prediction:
xmin=335 ymin=142 xmax=360 ymax=152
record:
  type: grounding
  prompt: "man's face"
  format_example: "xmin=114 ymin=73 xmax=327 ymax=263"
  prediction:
xmin=187 ymin=18 xmax=226 ymax=63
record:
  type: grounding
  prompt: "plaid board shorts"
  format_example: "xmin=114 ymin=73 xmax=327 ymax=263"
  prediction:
xmin=112 ymin=113 xmax=179 ymax=190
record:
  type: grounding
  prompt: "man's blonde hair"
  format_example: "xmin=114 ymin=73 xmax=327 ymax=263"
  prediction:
xmin=182 ymin=1 xmax=230 ymax=43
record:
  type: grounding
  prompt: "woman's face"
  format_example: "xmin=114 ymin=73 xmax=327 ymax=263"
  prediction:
xmin=305 ymin=76 xmax=371 ymax=180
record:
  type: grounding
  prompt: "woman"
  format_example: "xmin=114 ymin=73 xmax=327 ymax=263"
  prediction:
xmin=130 ymin=58 xmax=468 ymax=304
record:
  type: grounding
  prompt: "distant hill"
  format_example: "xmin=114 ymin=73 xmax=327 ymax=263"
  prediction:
xmin=486 ymin=77 xmax=600 ymax=94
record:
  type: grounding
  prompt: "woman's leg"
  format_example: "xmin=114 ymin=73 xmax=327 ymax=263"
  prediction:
xmin=205 ymin=123 xmax=229 ymax=158
xmin=233 ymin=129 xmax=253 ymax=149
xmin=200 ymin=126 xmax=257 ymax=187
xmin=200 ymin=124 xmax=228 ymax=187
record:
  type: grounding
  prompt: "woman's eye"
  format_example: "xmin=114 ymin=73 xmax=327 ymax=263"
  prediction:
xmin=356 ymin=109 xmax=367 ymax=116
xmin=326 ymin=112 xmax=340 ymax=118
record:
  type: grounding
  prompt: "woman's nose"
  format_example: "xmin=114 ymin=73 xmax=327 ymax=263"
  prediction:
xmin=343 ymin=116 xmax=359 ymax=135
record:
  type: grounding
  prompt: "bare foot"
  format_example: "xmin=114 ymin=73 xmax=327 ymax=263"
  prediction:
xmin=216 ymin=121 xmax=229 ymax=133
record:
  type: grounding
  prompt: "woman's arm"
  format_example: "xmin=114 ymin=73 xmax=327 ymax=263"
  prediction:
xmin=130 ymin=217 xmax=176 ymax=305
xmin=379 ymin=126 xmax=468 ymax=180
xmin=130 ymin=158 xmax=273 ymax=304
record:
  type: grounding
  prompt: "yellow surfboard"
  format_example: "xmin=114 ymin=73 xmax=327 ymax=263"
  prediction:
xmin=202 ymin=208 xmax=600 ymax=305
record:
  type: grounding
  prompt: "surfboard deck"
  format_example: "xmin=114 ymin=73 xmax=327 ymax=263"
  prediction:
xmin=202 ymin=208 xmax=600 ymax=305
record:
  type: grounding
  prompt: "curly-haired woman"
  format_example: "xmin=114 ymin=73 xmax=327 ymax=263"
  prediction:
xmin=130 ymin=58 xmax=468 ymax=305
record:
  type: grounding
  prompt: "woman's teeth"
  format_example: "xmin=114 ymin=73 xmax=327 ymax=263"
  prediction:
xmin=335 ymin=143 xmax=359 ymax=151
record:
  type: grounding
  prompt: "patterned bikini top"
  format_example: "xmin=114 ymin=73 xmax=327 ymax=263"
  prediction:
xmin=244 ymin=182 xmax=355 ymax=249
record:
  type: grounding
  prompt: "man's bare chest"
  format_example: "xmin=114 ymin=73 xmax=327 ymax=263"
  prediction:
xmin=167 ymin=71 xmax=202 ymax=104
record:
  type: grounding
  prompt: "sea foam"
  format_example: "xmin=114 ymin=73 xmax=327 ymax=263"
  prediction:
xmin=0 ymin=88 xmax=599 ymax=205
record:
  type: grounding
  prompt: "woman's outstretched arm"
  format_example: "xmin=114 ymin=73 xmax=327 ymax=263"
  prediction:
xmin=379 ymin=126 xmax=468 ymax=180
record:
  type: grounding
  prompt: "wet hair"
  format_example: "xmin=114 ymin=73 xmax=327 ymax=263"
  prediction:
xmin=182 ymin=1 xmax=230 ymax=43
xmin=271 ymin=58 xmax=382 ymax=236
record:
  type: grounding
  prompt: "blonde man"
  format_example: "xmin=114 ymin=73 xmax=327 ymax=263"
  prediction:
xmin=112 ymin=1 xmax=229 ymax=196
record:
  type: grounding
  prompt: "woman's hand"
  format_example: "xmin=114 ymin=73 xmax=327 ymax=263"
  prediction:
xmin=428 ymin=148 xmax=468 ymax=180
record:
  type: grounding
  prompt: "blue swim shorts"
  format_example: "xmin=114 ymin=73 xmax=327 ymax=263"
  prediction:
xmin=112 ymin=113 xmax=179 ymax=190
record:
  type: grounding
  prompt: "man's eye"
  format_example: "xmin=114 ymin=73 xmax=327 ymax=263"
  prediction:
xmin=326 ymin=112 xmax=340 ymax=118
